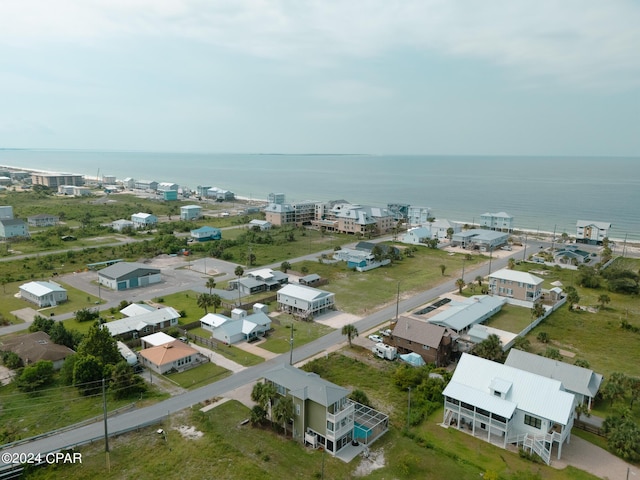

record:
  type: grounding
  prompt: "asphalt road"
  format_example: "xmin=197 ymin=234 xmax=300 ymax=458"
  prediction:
xmin=0 ymin=246 xmax=517 ymax=464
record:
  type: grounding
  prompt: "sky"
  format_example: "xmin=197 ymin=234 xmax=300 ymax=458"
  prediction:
xmin=0 ymin=0 xmax=639 ymax=156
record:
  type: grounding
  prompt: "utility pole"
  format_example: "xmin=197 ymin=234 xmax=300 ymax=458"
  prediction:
xmin=407 ymin=387 xmax=412 ymax=429
xmin=522 ymin=232 xmax=528 ymax=261
xmin=395 ymin=282 xmax=400 ymax=322
xmin=488 ymin=246 xmax=493 ymax=275
xmin=289 ymin=321 xmax=294 ymax=365
xmin=102 ymin=378 xmax=110 ymax=471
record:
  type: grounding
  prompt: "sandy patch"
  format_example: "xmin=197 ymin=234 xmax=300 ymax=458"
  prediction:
xmin=353 ymin=448 xmax=386 ymax=477
xmin=174 ymin=425 xmax=204 ymax=440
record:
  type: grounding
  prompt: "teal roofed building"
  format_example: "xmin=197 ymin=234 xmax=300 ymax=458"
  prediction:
xmin=190 ymin=226 xmax=221 ymax=242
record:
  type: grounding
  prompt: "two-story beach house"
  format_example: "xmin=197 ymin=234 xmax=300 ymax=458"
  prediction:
xmin=488 ymin=269 xmax=543 ymax=303
xmin=443 ymin=353 xmax=575 ymax=465
xmin=575 ymin=220 xmax=611 ymax=245
xmin=277 ymin=284 xmax=335 ymax=319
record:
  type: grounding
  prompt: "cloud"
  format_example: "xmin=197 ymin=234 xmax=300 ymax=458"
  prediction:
xmin=1 ymin=0 xmax=639 ymax=88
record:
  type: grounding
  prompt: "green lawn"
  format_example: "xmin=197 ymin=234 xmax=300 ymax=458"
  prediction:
xmin=165 ymin=362 xmax=231 ymax=389
xmin=0 ymin=280 xmax=102 ymax=325
xmin=292 ymin=247 xmax=484 ymax=315
xmin=0 ymin=375 xmax=168 ymax=443
xmin=259 ymin=314 xmax=335 ymax=354
xmin=485 ymin=304 xmax=535 ymax=333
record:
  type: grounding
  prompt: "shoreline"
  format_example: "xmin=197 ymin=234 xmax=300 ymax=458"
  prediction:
xmin=1 ymin=163 xmax=638 ymax=245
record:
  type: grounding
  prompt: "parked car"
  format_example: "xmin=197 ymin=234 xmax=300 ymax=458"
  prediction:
xmin=380 ymin=329 xmax=392 ymax=337
xmin=368 ymin=334 xmax=383 ymax=343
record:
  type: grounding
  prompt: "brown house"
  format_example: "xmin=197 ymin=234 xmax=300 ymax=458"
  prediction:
xmin=0 ymin=331 xmax=75 ymax=370
xmin=390 ymin=316 xmax=454 ymax=367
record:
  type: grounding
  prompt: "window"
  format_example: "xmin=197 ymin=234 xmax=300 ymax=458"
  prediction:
xmin=295 ymin=404 xmax=300 ymax=416
xmin=524 ymin=414 xmax=542 ymax=429
xmin=327 ymin=421 xmax=334 ymax=432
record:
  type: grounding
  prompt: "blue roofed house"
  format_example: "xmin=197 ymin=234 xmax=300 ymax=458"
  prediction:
xmin=190 ymin=226 xmax=222 ymax=242
xmin=443 ymin=353 xmax=575 ymax=465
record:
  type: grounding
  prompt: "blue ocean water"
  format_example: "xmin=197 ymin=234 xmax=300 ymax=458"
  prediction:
xmin=1 ymin=150 xmax=639 ymax=241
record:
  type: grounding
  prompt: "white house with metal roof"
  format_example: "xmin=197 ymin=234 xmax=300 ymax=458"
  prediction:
xmin=505 ymin=349 xmax=603 ymax=410
xmin=103 ymin=307 xmax=180 ymax=338
xmin=451 ymin=229 xmax=508 ymax=250
xmin=277 ymin=284 xmax=335 ymax=319
xmin=426 ymin=295 xmax=507 ymax=335
xmin=180 ymin=205 xmax=202 ymax=221
xmin=488 ymin=269 xmax=543 ymax=303
xmin=401 ymin=227 xmax=433 ymax=245
xmin=200 ymin=304 xmax=272 ymax=344
xmin=443 ymin=353 xmax=575 ymax=465
xmin=576 ymin=220 xmax=611 ymax=245
xmin=111 ymin=219 xmax=135 ymax=232
xmin=98 ymin=262 xmax=161 ymax=290
xmin=19 ymin=281 xmax=68 ymax=307
xmin=131 ymin=212 xmax=158 ymax=229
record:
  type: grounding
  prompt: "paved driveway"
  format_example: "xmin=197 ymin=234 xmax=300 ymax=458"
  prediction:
xmin=552 ymin=436 xmax=635 ymax=479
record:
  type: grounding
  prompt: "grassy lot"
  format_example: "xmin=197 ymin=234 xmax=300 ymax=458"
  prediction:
xmin=259 ymin=314 xmax=335 ymax=354
xmin=484 ymin=304 xmax=534 ymax=333
xmin=165 ymin=362 xmax=231 ymax=389
xmin=0 ymin=280 xmax=102 ymax=325
xmin=292 ymin=247 xmax=485 ymax=315
xmin=17 ymin=352 xmax=601 ymax=480
xmin=0 ymin=376 xmax=168 ymax=443
xmin=512 ymin=260 xmax=640 ymax=379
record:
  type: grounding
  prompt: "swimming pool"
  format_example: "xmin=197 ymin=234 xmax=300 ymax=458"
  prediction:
xmin=353 ymin=422 xmax=372 ymax=441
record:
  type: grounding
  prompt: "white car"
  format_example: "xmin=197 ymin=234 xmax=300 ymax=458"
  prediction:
xmin=368 ymin=334 xmax=383 ymax=343
xmin=380 ymin=329 xmax=392 ymax=337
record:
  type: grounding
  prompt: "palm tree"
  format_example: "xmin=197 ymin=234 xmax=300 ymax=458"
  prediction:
xmin=439 ymin=264 xmax=446 ymax=276
xmin=211 ymin=294 xmax=222 ymax=313
xmin=598 ymin=294 xmax=611 ymax=310
xmin=530 ymin=301 xmax=545 ymax=320
xmin=205 ymin=277 xmax=217 ymax=295
xmin=251 ymin=381 xmax=277 ymax=421
xmin=281 ymin=261 xmax=291 ymax=273
xmin=455 ymin=278 xmax=465 ymax=294
xmin=472 ymin=334 xmax=504 ymax=362
xmin=341 ymin=324 xmax=359 ymax=347
xmin=272 ymin=396 xmax=294 ymax=436
xmin=508 ymin=258 xmax=515 ymax=270
xmin=196 ymin=293 xmax=214 ymax=314
xmin=234 ymin=266 xmax=244 ymax=306
xmin=574 ymin=402 xmax=591 ymax=422
xmin=475 ymin=275 xmax=483 ymax=287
